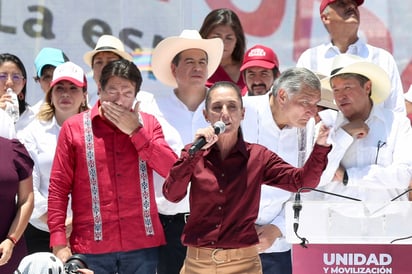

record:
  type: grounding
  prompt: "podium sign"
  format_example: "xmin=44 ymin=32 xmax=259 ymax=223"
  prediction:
xmin=285 ymin=200 xmax=412 ymax=244
xmin=292 ymin=243 xmax=411 ymax=274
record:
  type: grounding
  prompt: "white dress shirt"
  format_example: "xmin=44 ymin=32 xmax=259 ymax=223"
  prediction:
xmin=314 ymin=105 xmax=412 ymax=202
xmin=0 ymin=108 xmax=16 ymax=138
xmin=154 ymin=92 xmax=208 ymax=215
xmin=242 ymin=93 xmax=316 ymax=253
xmin=296 ymin=39 xmax=405 ymax=114
xmin=15 ymin=105 xmax=36 ymax=137
xmin=18 ymin=117 xmax=72 ymax=231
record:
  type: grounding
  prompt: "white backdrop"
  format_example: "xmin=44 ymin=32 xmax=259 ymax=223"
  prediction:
xmin=1 ymin=0 xmax=411 ymax=104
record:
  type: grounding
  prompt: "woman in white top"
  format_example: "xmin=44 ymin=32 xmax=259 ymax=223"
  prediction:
xmin=0 ymin=53 xmax=36 ymax=134
xmin=19 ymin=61 xmax=88 ymax=254
xmin=0 ymin=108 xmax=15 ymax=138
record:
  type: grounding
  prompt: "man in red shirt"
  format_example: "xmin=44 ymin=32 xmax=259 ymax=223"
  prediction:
xmin=48 ymin=60 xmax=177 ymax=274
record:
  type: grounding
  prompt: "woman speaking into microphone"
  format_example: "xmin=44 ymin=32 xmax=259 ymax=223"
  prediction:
xmin=163 ymin=81 xmax=332 ymax=274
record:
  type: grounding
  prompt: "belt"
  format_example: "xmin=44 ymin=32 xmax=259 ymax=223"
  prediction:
xmin=186 ymin=246 xmax=258 ymax=264
xmin=159 ymin=213 xmax=190 ymax=224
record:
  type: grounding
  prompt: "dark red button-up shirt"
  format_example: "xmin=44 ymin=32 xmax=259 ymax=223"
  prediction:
xmin=163 ymin=135 xmax=330 ymax=249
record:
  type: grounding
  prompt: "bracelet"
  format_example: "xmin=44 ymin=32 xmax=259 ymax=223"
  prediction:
xmin=6 ymin=235 xmax=17 ymax=245
xmin=343 ymin=170 xmax=349 ymax=186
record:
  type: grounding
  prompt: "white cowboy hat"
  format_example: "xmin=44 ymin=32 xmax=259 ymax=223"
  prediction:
xmin=83 ymin=35 xmax=133 ymax=67
xmin=151 ymin=29 xmax=223 ymax=88
xmin=321 ymin=54 xmax=391 ymax=104
xmin=315 ymin=72 xmax=338 ymax=110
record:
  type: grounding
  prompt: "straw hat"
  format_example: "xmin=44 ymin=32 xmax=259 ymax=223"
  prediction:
xmin=321 ymin=54 xmax=391 ymax=104
xmin=151 ymin=29 xmax=223 ymax=87
xmin=83 ymin=35 xmax=133 ymax=67
xmin=315 ymin=73 xmax=338 ymax=110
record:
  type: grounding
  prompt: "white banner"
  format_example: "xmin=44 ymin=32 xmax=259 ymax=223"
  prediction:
xmin=0 ymin=0 xmax=411 ymax=104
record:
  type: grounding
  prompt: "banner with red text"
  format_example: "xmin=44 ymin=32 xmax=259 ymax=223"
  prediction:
xmin=0 ymin=0 xmax=411 ymax=104
xmin=292 ymin=244 xmax=411 ymax=274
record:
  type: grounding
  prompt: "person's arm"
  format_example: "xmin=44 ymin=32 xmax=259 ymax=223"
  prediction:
xmin=263 ymin=125 xmax=331 ymax=191
xmin=255 ymin=223 xmax=282 ymax=252
xmin=344 ymin=116 xmax=412 ymax=189
xmin=48 ymin=125 xmax=74 ymax=263
xmin=130 ymin=112 xmax=177 ymax=177
xmin=0 ymin=175 xmax=34 ymax=266
xmin=163 ymin=125 xmax=219 ymax=202
xmin=100 ymin=101 xmax=178 ymax=177
xmin=162 ymin=147 xmax=203 ymax=203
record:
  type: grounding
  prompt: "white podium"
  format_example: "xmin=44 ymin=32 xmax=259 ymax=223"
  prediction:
xmin=285 ymin=200 xmax=412 ymax=244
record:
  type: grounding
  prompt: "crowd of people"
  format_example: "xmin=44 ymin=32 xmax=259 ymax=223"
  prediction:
xmin=1 ymin=1 xmax=411 ymax=273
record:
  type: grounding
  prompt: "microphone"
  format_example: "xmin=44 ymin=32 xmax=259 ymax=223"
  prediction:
xmin=292 ymin=192 xmax=308 ymax=248
xmin=189 ymin=121 xmax=226 ymax=155
xmin=292 ymin=187 xmax=361 ymax=248
xmin=292 ymin=192 xmax=302 ymax=234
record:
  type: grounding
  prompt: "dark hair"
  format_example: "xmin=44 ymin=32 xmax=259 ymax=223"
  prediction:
xmin=199 ymin=8 xmax=246 ymax=63
xmin=0 ymin=53 xmax=28 ymax=114
xmin=330 ymin=73 xmax=372 ymax=98
xmin=243 ymin=66 xmax=281 ymax=81
xmin=205 ymin=81 xmax=243 ymax=109
xmin=99 ymin=59 xmax=142 ymax=95
xmin=91 ymin=52 xmax=122 ymax=68
xmin=331 ymin=73 xmax=370 ymax=86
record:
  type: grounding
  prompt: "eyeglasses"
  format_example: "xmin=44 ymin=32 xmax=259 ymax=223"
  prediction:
xmin=0 ymin=73 xmax=25 ymax=84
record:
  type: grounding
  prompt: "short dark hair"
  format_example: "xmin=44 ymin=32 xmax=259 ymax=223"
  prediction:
xmin=331 ymin=73 xmax=370 ymax=86
xmin=99 ymin=59 xmax=142 ymax=95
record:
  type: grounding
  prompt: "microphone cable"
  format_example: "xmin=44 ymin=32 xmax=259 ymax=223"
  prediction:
xmin=292 ymin=187 xmax=361 ymax=248
xmin=388 ymin=188 xmax=412 ymax=244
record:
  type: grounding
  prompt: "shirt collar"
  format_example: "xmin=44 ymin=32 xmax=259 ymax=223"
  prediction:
xmin=204 ymin=130 xmax=249 ymax=159
xmin=326 ymin=38 xmax=367 ymax=56
xmin=40 ymin=115 xmax=61 ymax=131
xmin=335 ymin=104 xmax=385 ymax=127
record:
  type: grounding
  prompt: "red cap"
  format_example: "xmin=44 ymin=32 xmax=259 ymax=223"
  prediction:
xmin=319 ymin=0 xmax=364 ymax=14
xmin=240 ymin=45 xmax=279 ymax=72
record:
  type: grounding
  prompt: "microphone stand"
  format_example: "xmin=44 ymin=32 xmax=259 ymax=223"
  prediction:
xmin=292 ymin=187 xmax=361 ymax=248
xmin=293 ymin=187 xmax=412 ymax=245
xmin=389 ymin=188 xmax=412 ymax=244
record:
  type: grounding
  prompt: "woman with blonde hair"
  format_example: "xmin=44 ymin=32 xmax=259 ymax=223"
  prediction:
xmin=19 ymin=61 xmax=88 ymax=254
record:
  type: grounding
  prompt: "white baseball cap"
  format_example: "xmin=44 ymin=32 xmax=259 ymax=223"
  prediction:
xmin=50 ymin=61 xmax=86 ymax=88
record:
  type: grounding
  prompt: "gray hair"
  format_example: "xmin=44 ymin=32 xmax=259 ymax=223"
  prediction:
xmin=271 ymin=67 xmax=321 ymax=98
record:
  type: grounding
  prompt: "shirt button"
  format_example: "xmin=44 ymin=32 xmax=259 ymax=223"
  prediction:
xmin=221 ymin=173 xmax=225 ymax=177
xmin=211 ymin=241 xmax=215 ymax=245
xmin=215 ymin=224 xmax=219 ymax=228
xmin=219 ymin=189 xmax=223 ymax=193
xmin=218 ymin=206 xmax=222 ymax=210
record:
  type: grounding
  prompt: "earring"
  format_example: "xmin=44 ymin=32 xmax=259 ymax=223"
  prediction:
xmin=18 ymin=93 xmax=25 ymax=100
